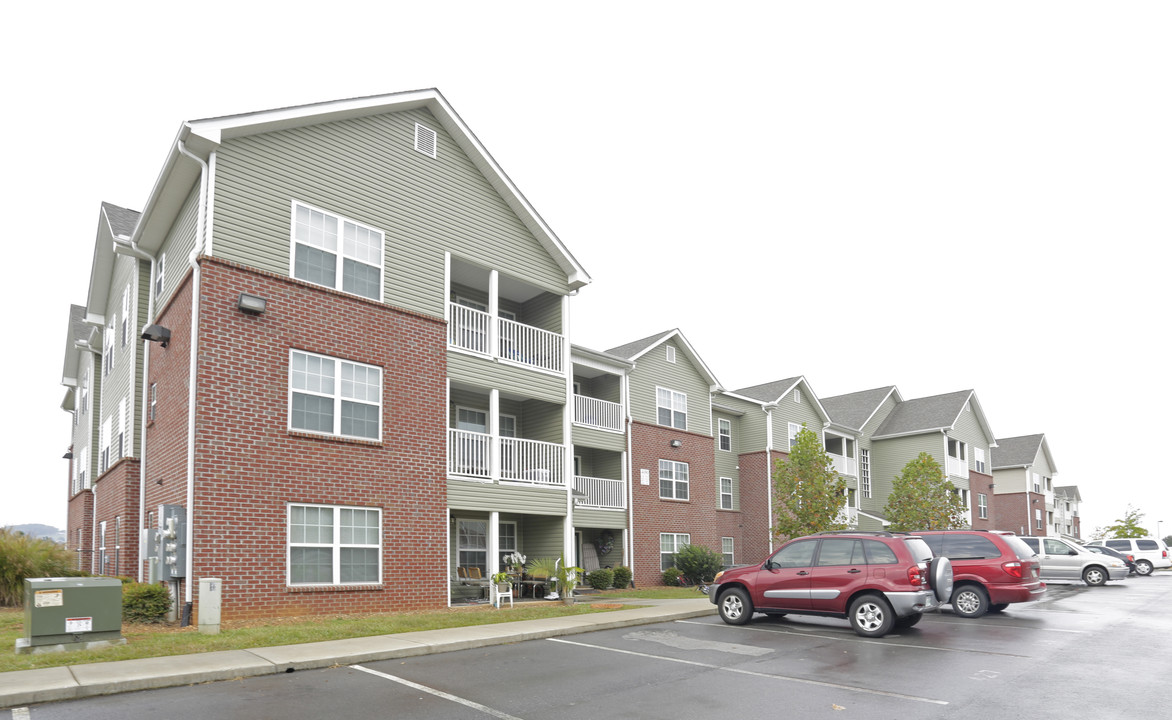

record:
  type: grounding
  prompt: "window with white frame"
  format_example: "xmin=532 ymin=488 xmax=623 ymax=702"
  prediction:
xmin=291 ymin=201 xmax=384 ymax=301
xmin=660 ymin=532 xmax=690 ymax=571
xmin=499 ymin=521 xmax=517 ymax=556
xmin=718 ymin=419 xmax=732 ymax=452
xmin=719 ymin=477 xmax=733 ymax=509
xmin=666 ymin=346 xmax=676 ymax=363
xmin=120 ymin=286 xmax=131 ymax=348
xmin=98 ymin=521 xmax=107 ymax=575
xmin=289 ymin=504 xmax=381 ymax=585
xmin=1035 ymin=509 xmax=1043 ymax=530
xmin=457 ymin=519 xmax=488 ymax=574
xmin=859 ymin=448 xmax=871 ymax=498
xmin=155 ymin=253 xmax=166 ymax=299
xmin=974 ymin=447 xmax=986 ymax=473
xmin=793 ymin=388 xmax=801 ymax=404
xmin=289 ymin=350 xmax=382 ymax=440
xmin=99 ymin=417 xmax=110 ymax=473
xmin=103 ymin=320 xmax=115 ymax=377
xmin=656 ymin=387 xmax=687 ymax=429
xmin=978 ymin=493 xmax=988 ymax=519
xmin=722 ymin=537 xmax=735 ymax=566
xmin=1032 ymin=472 xmax=1041 ymax=493
xmin=659 ymin=460 xmax=689 ymax=500
xmin=788 ymin=422 xmax=802 ymax=451
xmin=149 ymin=383 xmax=157 ymax=422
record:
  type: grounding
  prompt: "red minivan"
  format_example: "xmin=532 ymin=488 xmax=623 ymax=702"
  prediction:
xmin=912 ymin=530 xmax=1045 ymax=618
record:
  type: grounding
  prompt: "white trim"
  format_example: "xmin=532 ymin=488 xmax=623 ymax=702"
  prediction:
xmin=655 ymin=386 xmax=687 ymax=430
xmin=719 ymin=476 xmax=733 ymax=510
xmin=287 ymin=502 xmax=382 ymax=587
xmin=718 ymin=418 xmax=732 ymax=452
xmin=288 ymin=349 xmax=382 ymax=441
xmin=289 ymin=200 xmax=385 ymax=302
xmin=414 ymin=123 xmax=438 ymax=158
xmin=658 ymin=459 xmax=690 ymax=500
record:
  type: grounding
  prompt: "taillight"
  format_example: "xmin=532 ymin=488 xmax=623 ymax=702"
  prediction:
xmin=1128 ymin=555 xmax=1135 ymax=563
xmin=908 ymin=565 xmax=925 ymax=586
xmin=1163 ymin=550 xmax=1168 ymax=559
xmin=1002 ymin=561 xmax=1025 ymax=579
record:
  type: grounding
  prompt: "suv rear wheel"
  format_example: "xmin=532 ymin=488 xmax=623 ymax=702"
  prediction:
xmin=1135 ymin=559 xmax=1154 ymax=576
xmin=718 ymin=587 xmax=753 ymax=625
xmin=951 ymin=584 xmax=989 ymax=618
xmin=849 ymin=594 xmax=895 ymax=637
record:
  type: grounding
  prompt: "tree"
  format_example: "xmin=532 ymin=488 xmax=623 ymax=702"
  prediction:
xmin=885 ymin=452 xmax=969 ymax=531
xmin=771 ymin=425 xmax=847 ymax=541
xmin=1102 ymin=505 xmax=1149 ymax=538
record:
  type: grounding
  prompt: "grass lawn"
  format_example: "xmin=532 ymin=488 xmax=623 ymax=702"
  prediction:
xmin=0 ymin=587 xmax=699 ymax=673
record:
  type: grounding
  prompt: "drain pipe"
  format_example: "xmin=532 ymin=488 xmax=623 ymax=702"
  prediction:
xmin=764 ymin=402 xmax=776 ymax=552
xmin=176 ymin=138 xmax=210 ymax=623
xmin=112 ymin=236 xmax=156 ymax=582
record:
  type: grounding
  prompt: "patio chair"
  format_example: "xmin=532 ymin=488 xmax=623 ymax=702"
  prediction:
xmin=493 ymin=579 xmax=514 ymax=608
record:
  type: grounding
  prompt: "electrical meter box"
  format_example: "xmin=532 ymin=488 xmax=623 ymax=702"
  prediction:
xmin=20 ymin=577 xmax=124 ymax=652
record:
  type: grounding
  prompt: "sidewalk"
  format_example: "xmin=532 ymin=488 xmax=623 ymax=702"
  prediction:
xmin=1 ymin=597 xmax=714 ymax=709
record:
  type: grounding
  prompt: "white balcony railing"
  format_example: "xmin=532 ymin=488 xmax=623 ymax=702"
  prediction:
xmin=574 ymin=475 xmax=626 ymax=510
xmin=500 ymin=437 xmax=564 ymax=486
xmin=835 ymin=507 xmax=859 ymax=527
xmin=828 ymin=454 xmax=857 ymax=476
xmin=449 ymin=303 xmax=565 ymax=374
xmin=448 ymin=428 xmax=490 ymax=479
xmin=946 ymin=456 xmax=970 ymax=479
xmin=573 ymin=395 xmax=624 ymax=432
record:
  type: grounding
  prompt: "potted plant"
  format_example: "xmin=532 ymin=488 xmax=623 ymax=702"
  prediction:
xmin=555 ymin=559 xmax=584 ymax=605
xmin=490 ymin=571 xmax=512 ymax=608
xmin=503 ymin=552 xmax=527 ymax=576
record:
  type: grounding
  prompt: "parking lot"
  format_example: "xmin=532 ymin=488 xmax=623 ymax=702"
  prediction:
xmin=14 ymin=574 xmax=1171 ymax=719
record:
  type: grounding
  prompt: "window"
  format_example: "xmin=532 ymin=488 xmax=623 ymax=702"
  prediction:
xmin=719 ymin=477 xmax=733 ymax=509
xmin=291 ymin=201 xmax=384 ymax=301
xmin=860 ymin=448 xmax=871 ymax=498
xmin=769 ymin=539 xmax=816 ymax=568
xmin=943 ymin=533 xmax=999 ymax=560
xmin=974 ymin=447 xmax=986 ymax=474
xmin=722 ymin=537 xmax=734 ymax=566
xmin=948 ymin=438 xmax=966 ymax=462
xmin=666 ymin=346 xmax=676 ymax=363
xmin=793 ymin=389 xmax=801 ymax=404
xmin=120 ymin=286 xmax=131 ymax=348
xmin=1032 ymin=472 xmax=1041 ymax=493
xmin=656 ymin=387 xmax=687 ymax=429
xmin=289 ymin=504 xmax=381 ymax=585
xmin=149 ymin=383 xmax=157 ymax=422
xmin=103 ymin=320 xmax=115 ymax=377
xmin=718 ymin=419 xmax=731 ymax=451
xmin=99 ymin=418 xmax=110 ymax=473
xmin=1035 ymin=509 xmax=1043 ymax=530
xmin=499 ymin=521 xmax=517 ymax=556
xmin=660 ymin=533 xmax=690 ymax=571
xmin=659 ymin=460 xmax=689 ymax=500
xmin=458 ymin=519 xmax=488 ymax=574
xmin=98 ymin=521 xmax=107 ymax=575
xmin=289 ymin=350 xmax=382 ymax=440
xmin=816 ymin=538 xmax=862 ymax=566
xmin=978 ymin=493 xmax=988 ymax=519
xmin=155 ymin=253 xmax=166 ymax=299
xmin=788 ymin=422 xmax=802 ymax=451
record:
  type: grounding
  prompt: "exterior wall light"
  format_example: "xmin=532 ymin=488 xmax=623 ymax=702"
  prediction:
xmin=141 ymin=324 xmax=172 ymax=348
xmin=237 ymin=293 xmax=267 ymax=315
xmin=670 ymin=439 xmax=682 ymax=448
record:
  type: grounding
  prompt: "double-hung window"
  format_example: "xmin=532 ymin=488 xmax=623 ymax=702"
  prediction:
xmin=291 ymin=201 xmax=383 ymax=301
xmin=660 ymin=532 xmax=690 ymax=571
xmin=974 ymin=447 xmax=986 ymax=474
xmin=289 ymin=350 xmax=382 ymax=440
xmin=457 ymin=519 xmax=488 ymax=574
xmin=978 ymin=493 xmax=988 ymax=519
xmin=120 ymin=286 xmax=131 ymax=348
xmin=722 ymin=537 xmax=735 ymax=567
xmin=656 ymin=387 xmax=687 ymax=429
xmin=659 ymin=460 xmax=689 ymax=500
xmin=788 ymin=422 xmax=802 ymax=451
xmin=719 ymin=477 xmax=733 ymax=509
xmin=289 ymin=504 xmax=381 ymax=585
xmin=718 ymin=419 xmax=732 ymax=451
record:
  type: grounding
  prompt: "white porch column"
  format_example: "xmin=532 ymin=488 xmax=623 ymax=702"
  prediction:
xmin=489 ymin=510 xmax=500 ymax=578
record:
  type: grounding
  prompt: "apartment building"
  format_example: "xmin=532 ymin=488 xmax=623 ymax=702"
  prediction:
xmin=991 ymin=434 xmax=1059 ymax=537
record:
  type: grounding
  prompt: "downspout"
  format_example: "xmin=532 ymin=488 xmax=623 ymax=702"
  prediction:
xmin=764 ymin=402 xmax=776 ymax=553
xmin=113 ymin=237 xmax=156 ymax=582
xmin=623 ymin=369 xmax=634 ymax=576
xmin=177 ymin=139 xmax=210 ymax=617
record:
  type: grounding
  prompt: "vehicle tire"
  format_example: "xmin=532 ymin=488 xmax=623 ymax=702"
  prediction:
xmin=849 ymin=594 xmax=895 ymax=638
xmin=895 ymin=613 xmax=923 ymax=629
xmin=1083 ymin=566 xmax=1108 ymax=586
xmin=950 ymin=584 xmax=989 ymax=618
xmin=1136 ymin=560 xmax=1154 ymax=576
xmin=717 ymin=587 xmax=753 ymax=625
xmin=928 ymin=556 xmax=954 ymax=603
xmin=988 ymin=603 xmax=1009 ymax=613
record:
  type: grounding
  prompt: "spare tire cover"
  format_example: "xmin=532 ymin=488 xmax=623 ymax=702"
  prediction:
xmin=928 ymin=556 xmax=953 ymax=603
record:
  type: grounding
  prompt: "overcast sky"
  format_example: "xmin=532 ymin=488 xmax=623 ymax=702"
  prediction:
xmin=3 ymin=2 xmax=1169 ymax=539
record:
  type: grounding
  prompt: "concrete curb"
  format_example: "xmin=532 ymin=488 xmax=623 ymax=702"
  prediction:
xmin=1 ymin=599 xmax=714 ymax=709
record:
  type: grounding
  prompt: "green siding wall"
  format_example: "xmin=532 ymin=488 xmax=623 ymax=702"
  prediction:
xmin=629 ymin=339 xmax=712 ymax=436
xmin=447 ymin=480 xmax=568 ymax=516
xmin=448 ymin=352 xmax=565 ymax=404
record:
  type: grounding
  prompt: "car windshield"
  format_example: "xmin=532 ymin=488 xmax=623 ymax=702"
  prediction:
xmin=1002 ymin=535 xmax=1036 ymax=560
xmin=902 ymin=537 xmax=933 ymax=563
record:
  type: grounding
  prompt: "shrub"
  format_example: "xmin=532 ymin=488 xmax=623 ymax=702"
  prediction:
xmin=662 ymin=566 xmax=682 ymax=586
xmin=612 ymin=566 xmax=632 ymax=589
xmin=122 ymin=582 xmax=172 ymax=623
xmin=675 ymin=544 xmax=724 ymax=585
xmin=0 ymin=528 xmax=80 ymax=607
xmin=587 ymin=568 xmax=613 ymax=590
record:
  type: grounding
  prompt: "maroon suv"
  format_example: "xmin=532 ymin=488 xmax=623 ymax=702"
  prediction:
xmin=912 ymin=530 xmax=1044 ymax=618
xmin=708 ymin=531 xmax=953 ymax=637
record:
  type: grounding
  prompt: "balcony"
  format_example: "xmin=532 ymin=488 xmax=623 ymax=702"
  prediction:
xmin=828 ymin=453 xmax=857 ymax=476
xmin=834 ymin=507 xmax=859 ymax=527
xmin=448 ymin=428 xmax=565 ymax=486
xmin=449 ymin=302 xmax=564 ymax=374
xmin=573 ymin=395 xmax=623 ymax=433
xmin=946 ymin=455 xmax=970 ymax=479
xmin=573 ymin=475 xmax=626 ymax=510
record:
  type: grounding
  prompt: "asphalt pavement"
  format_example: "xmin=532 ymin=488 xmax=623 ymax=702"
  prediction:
xmin=0 ymin=597 xmax=715 ymax=709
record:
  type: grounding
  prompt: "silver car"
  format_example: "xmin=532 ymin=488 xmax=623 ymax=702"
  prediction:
xmin=1019 ymin=536 xmax=1128 ymax=586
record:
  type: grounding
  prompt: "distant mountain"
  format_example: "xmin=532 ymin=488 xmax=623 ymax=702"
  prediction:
xmin=3 ymin=524 xmax=65 ymax=542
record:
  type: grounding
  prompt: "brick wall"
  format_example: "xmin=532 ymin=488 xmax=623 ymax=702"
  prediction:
xmin=66 ymin=490 xmax=93 ymax=573
xmin=992 ymin=491 xmax=1038 ymax=536
xmin=968 ymin=470 xmax=994 ymax=530
xmin=91 ymin=458 xmax=141 ymax=578
xmin=146 ymin=258 xmax=449 ymax=620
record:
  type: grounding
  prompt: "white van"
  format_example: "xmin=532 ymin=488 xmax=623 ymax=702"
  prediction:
xmin=1086 ymin=538 xmax=1171 ymax=576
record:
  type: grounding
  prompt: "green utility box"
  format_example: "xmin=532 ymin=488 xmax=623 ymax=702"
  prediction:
xmin=18 ymin=577 xmax=124 ymax=653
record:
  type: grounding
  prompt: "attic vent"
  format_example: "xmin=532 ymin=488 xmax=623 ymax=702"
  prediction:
xmin=666 ymin=347 xmax=676 ymax=363
xmin=415 ymin=123 xmax=437 ymax=158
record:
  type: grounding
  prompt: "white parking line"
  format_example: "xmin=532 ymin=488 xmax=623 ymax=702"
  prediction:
xmin=10 ymin=709 xmax=30 ymax=720
xmin=676 ymin=620 xmax=1035 ymax=657
xmin=550 ymin=638 xmax=949 ymax=705
xmin=351 ymin=665 xmax=524 ymax=720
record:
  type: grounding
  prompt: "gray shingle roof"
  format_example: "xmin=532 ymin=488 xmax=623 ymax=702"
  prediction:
xmin=821 ymin=386 xmax=897 ymax=431
xmin=873 ymin=390 xmax=973 ymax=438
xmin=733 ymin=377 xmax=802 ymax=403
xmin=102 ymin=202 xmax=140 ymax=237
xmin=1053 ymin=485 xmax=1081 ymax=502
xmin=991 ymin=434 xmax=1045 ymax=469
xmin=606 ymin=330 xmax=677 ymax=360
